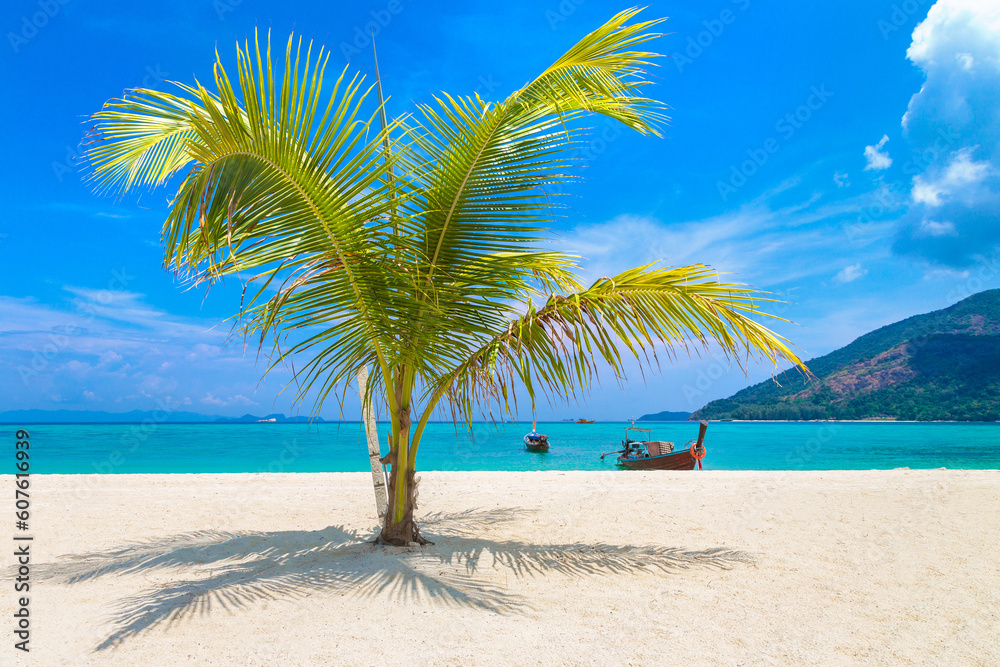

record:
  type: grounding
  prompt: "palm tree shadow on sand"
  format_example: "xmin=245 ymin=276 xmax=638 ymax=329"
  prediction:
xmin=33 ymin=509 xmax=752 ymax=652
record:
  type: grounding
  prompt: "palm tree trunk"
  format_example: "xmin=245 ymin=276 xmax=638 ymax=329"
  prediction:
xmin=376 ymin=464 xmax=433 ymax=547
xmin=377 ymin=404 xmax=431 ymax=546
xmin=379 ymin=462 xmax=423 ymax=545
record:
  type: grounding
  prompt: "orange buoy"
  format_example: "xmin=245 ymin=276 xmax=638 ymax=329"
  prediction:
xmin=690 ymin=442 xmax=706 ymax=469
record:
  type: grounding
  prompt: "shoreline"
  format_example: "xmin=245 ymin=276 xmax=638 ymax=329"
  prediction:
xmin=4 ymin=419 xmax=1000 ymax=425
xmin=15 ymin=468 xmax=998 ymax=477
xmin=2 ymin=470 xmax=998 ymax=665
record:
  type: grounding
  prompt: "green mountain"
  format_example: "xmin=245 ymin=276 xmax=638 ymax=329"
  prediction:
xmin=636 ymin=410 xmax=692 ymax=421
xmin=692 ymin=289 xmax=1000 ymax=422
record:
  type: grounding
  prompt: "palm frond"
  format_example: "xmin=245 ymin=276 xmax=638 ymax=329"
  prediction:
xmin=86 ymin=90 xmax=208 ymax=194
xmin=403 ymin=8 xmax=668 ymax=279
xmin=86 ymin=31 xmax=419 ymax=416
xmin=438 ymin=264 xmax=808 ymax=421
xmin=514 ymin=7 xmax=669 ymax=134
xmin=381 ymin=9 xmax=671 ymax=393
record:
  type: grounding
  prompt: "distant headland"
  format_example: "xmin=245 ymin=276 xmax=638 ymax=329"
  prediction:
xmin=0 ymin=409 xmax=325 ymax=424
xmin=692 ymin=289 xmax=1000 ymax=422
xmin=635 ymin=410 xmax=692 ymax=422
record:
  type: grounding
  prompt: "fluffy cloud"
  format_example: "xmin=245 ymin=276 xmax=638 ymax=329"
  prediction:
xmin=911 ymin=148 xmax=992 ymax=206
xmin=918 ymin=219 xmax=958 ymax=236
xmin=200 ymin=393 xmax=258 ymax=407
xmin=864 ymin=135 xmax=893 ymax=170
xmin=98 ymin=350 xmax=123 ymax=365
xmin=833 ymin=264 xmax=867 ymax=285
xmin=895 ymin=0 xmax=1000 ymax=265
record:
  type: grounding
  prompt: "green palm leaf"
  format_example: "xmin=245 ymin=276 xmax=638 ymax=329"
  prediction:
xmin=410 ymin=264 xmax=806 ymax=449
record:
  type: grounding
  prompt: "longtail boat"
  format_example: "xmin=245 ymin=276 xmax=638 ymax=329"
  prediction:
xmin=524 ymin=421 xmax=550 ymax=452
xmin=600 ymin=421 xmax=708 ymax=470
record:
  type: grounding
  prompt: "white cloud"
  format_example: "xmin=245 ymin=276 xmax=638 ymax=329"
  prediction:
xmin=833 ymin=264 xmax=867 ymax=285
xmin=98 ymin=350 xmax=123 ymax=365
xmin=61 ymin=360 xmax=91 ymax=374
xmin=911 ymin=178 xmax=943 ymax=206
xmin=945 ymin=150 xmax=992 ymax=182
xmin=911 ymin=148 xmax=992 ymax=206
xmin=864 ymin=135 xmax=893 ymax=170
xmin=922 ymin=266 xmax=971 ymax=281
xmin=834 ymin=171 xmax=850 ymax=187
xmin=955 ymin=52 xmax=974 ymax=69
xmin=896 ymin=0 xmax=1000 ymax=265
xmin=918 ymin=219 xmax=958 ymax=236
xmin=907 ymin=0 xmax=1000 ymax=67
xmin=64 ymin=286 xmax=222 ymax=340
xmin=200 ymin=393 xmax=258 ymax=408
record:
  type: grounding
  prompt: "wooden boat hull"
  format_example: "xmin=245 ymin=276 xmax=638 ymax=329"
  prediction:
xmin=525 ymin=442 xmax=549 ymax=452
xmin=616 ymin=448 xmax=696 ymax=470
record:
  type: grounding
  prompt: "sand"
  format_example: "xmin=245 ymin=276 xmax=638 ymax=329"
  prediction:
xmin=2 ymin=470 xmax=998 ymax=665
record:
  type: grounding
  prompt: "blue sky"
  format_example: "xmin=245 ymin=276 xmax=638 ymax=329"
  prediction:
xmin=2 ymin=0 xmax=998 ymax=420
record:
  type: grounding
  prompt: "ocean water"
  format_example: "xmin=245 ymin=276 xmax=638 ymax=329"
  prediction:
xmin=9 ymin=421 xmax=1000 ymax=474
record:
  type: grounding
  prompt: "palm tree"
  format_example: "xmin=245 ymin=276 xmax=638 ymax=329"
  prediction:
xmin=86 ymin=9 xmax=806 ymax=545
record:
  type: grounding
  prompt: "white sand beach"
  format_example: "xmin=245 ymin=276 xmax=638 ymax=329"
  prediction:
xmin=2 ymin=470 xmax=998 ymax=665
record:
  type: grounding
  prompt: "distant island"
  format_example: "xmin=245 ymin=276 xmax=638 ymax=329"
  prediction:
xmin=214 ymin=413 xmax=326 ymax=424
xmin=0 ymin=409 xmax=326 ymax=424
xmin=692 ymin=289 xmax=1000 ymax=422
xmin=636 ymin=410 xmax=692 ymax=422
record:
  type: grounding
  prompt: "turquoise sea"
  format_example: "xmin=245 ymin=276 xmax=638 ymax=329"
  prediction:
xmin=9 ymin=421 xmax=1000 ymax=474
